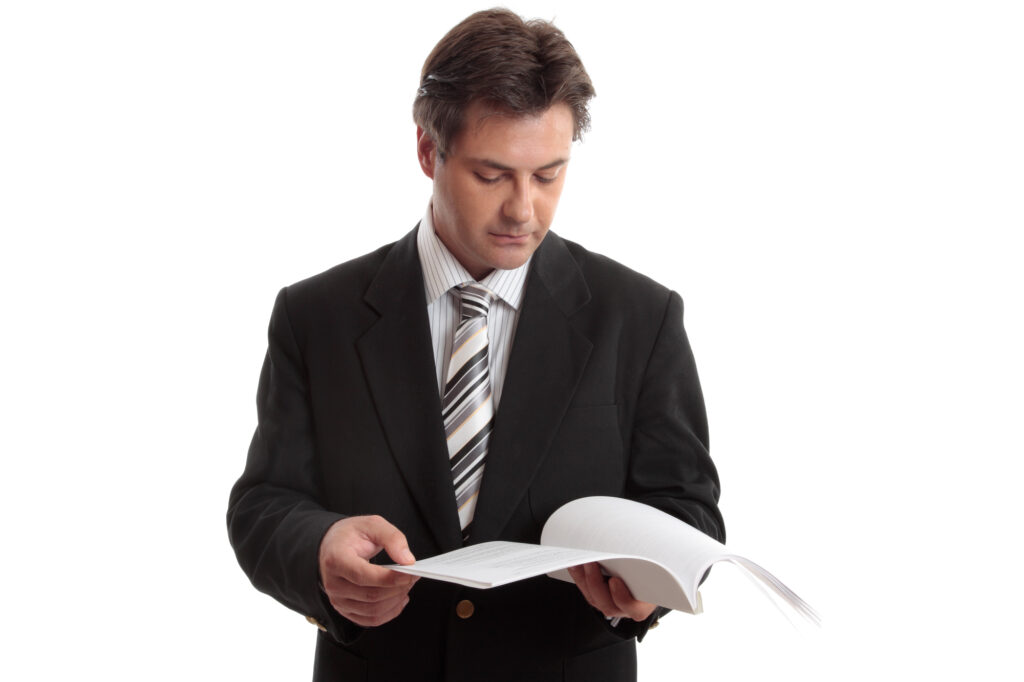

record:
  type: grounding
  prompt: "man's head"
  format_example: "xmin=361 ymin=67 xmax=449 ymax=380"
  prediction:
xmin=413 ymin=8 xmax=595 ymax=160
xmin=414 ymin=9 xmax=595 ymax=280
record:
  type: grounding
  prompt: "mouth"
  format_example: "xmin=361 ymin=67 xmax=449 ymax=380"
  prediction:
xmin=489 ymin=232 xmax=531 ymax=244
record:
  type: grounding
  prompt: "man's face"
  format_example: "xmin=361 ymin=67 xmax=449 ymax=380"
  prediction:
xmin=417 ymin=101 xmax=575 ymax=280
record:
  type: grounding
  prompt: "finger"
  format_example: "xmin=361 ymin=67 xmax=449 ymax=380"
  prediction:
xmin=357 ymin=515 xmax=416 ymax=565
xmin=567 ymin=565 xmax=595 ymax=606
xmin=323 ymin=579 xmax=418 ymax=605
xmin=321 ymin=517 xmax=419 ymax=588
xmin=335 ymin=594 xmax=411 ymax=628
xmin=332 ymin=588 xmax=409 ymax=615
xmin=334 ymin=592 xmax=409 ymax=618
xmin=336 ymin=557 xmax=420 ymax=589
xmin=608 ymin=577 xmax=657 ymax=621
xmin=581 ymin=562 xmax=620 ymax=618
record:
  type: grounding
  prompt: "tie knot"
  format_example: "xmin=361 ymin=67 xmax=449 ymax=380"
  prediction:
xmin=457 ymin=283 xmax=494 ymax=321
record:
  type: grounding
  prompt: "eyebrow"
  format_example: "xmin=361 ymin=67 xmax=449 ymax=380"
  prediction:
xmin=473 ymin=158 xmax=569 ymax=172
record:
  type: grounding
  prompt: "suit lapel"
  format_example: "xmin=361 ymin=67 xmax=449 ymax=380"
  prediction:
xmin=470 ymin=233 xmax=593 ymax=542
xmin=356 ymin=228 xmax=465 ymax=553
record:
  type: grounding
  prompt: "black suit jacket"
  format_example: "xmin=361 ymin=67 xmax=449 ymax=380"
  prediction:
xmin=228 ymin=227 xmax=724 ymax=682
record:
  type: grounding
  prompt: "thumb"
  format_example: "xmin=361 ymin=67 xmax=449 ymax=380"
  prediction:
xmin=384 ymin=538 xmax=416 ymax=566
xmin=362 ymin=515 xmax=416 ymax=565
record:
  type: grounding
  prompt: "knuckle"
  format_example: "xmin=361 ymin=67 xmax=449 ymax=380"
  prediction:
xmin=323 ymin=553 xmax=342 ymax=572
xmin=348 ymin=614 xmax=371 ymax=627
xmin=344 ymin=564 xmax=366 ymax=584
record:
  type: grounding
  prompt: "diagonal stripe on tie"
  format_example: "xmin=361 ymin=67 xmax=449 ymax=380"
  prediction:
xmin=442 ymin=283 xmax=496 ymax=541
xmin=441 ymin=370 xmax=490 ymax=427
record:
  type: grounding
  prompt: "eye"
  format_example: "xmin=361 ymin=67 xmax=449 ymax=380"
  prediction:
xmin=534 ymin=174 xmax=559 ymax=185
xmin=474 ymin=172 xmax=501 ymax=184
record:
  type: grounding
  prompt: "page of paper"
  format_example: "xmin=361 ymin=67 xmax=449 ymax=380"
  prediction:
xmin=542 ymin=497 xmax=819 ymax=625
xmin=387 ymin=498 xmax=817 ymax=622
xmin=541 ymin=496 xmax=727 ymax=603
xmin=388 ymin=540 xmax=698 ymax=612
xmin=388 ymin=541 xmax=624 ymax=589
xmin=723 ymin=556 xmax=821 ymax=627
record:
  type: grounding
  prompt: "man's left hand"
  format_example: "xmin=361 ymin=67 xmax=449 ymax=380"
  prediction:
xmin=567 ymin=562 xmax=657 ymax=622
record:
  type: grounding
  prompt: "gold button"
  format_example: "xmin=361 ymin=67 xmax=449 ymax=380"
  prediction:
xmin=306 ymin=615 xmax=327 ymax=632
xmin=455 ymin=599 xmax=475 ymax=619
xmin=649 ymin=619 xmax=660 ymax=630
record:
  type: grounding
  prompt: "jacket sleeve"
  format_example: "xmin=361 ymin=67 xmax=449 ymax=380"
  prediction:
xmin=226 ymin=287 xmax=362 ymax=644
xmin=617 ymin=289 xmax=725 ymax=641
xmin=627 ymin=290 xmax=724 ymax=542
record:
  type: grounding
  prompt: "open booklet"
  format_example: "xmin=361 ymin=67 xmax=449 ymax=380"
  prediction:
xmin=389 ymin=496 xmax=819 ymax=625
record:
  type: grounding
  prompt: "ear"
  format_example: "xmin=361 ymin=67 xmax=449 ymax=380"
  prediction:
xmin=416 ymin=126 xmax=438 ymax=179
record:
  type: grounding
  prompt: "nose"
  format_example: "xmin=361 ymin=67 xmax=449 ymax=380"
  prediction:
xmin=502 ymin=178 xmax=534 ymax=224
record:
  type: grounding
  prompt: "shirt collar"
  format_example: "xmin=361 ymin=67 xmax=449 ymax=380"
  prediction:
xmin=416 ymin=204 xmax=531 ymax=311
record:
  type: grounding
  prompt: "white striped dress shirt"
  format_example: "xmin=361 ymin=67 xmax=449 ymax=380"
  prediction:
xmin=416 ymin=206 xmax=531 ymax=410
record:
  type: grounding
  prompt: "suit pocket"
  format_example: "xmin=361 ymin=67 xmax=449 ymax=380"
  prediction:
xmin=529 ymin=405 xmax=625 ymax=523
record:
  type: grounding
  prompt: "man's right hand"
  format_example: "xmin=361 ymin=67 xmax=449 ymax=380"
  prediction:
xmin=318 ymin=515 xmax=419 ymax=627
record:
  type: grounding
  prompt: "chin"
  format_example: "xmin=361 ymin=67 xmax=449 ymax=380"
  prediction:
xmin=491 ymin=248 xmax=535 ymax=271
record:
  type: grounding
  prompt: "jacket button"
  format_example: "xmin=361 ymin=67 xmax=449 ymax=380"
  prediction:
xmin=455 ymin=599 xmax=475 ymax=619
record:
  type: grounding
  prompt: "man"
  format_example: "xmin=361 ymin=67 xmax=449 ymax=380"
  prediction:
xmin=228 ymin=9 xmax=723 ymax=681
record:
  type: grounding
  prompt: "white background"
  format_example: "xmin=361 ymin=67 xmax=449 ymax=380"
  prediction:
xmin=2 ymin=1 xmax=1022 ymax=679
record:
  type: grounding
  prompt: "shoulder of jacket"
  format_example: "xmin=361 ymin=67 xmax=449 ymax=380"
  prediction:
xmin=282 ymin=240 xmax=397 ymax=304
xmin=554 ymin=233 xmax=673 ymax=303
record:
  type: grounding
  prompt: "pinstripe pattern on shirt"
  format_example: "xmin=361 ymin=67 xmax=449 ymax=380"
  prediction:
xmin=417 ymin=206 xmax=530 ymax=410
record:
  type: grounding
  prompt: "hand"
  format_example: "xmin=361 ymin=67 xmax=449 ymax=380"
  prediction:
xmin=567 ymin=562 xmax=657 ymax=622
xmin=318 ymin=515 xmax=419 ymax=627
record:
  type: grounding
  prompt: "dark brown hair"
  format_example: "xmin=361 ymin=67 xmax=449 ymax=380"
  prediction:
xmin=413 ymin=8 xmax=596 ymax=157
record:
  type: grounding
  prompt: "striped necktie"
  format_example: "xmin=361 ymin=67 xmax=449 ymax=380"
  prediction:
xmin=443 ymin=283 xmax=495 ymax=542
